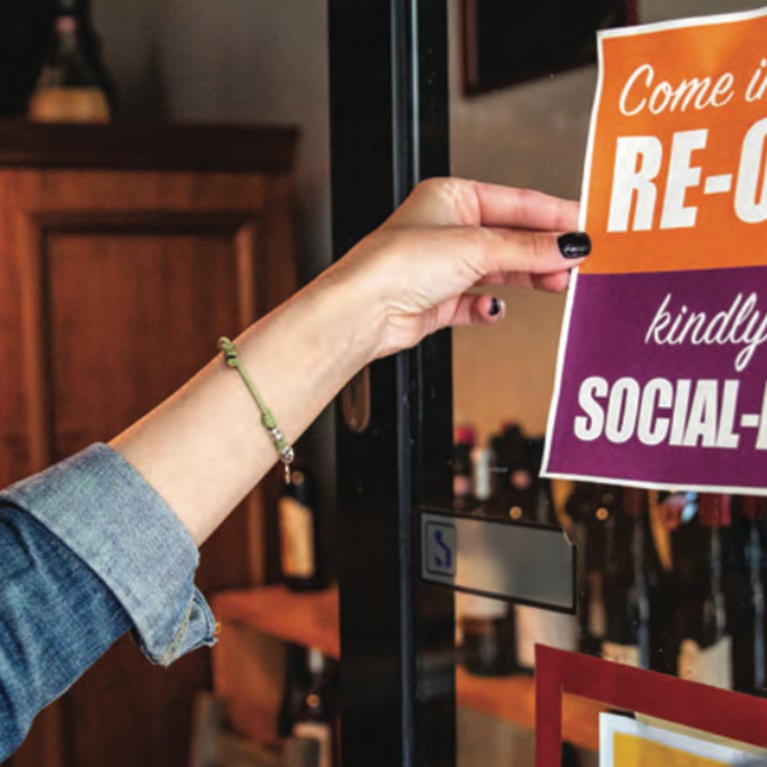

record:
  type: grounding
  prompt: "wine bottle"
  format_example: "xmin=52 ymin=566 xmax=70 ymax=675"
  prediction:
xmin=455 ymin=439 xmax=490 ymax=649
xmin=279 ymin=465 xmax=327 ymax=592
xmin=458 ymin=441 xmax=517 ymax=676
xmin=54 ymin=0 xmax=116 ymax=107
xmin=528 ymin=437 xmax=555 ymax=525
xmin=730 ymin=496 xmax=766 ymax=695
xmin=278 ymin=643 xmax=312 ymax=738
xmin=28 ymin=12 xmax=110 ymax=122
xmin=468 ymin=445 xmax=494 ymax=516
xmin=602 ymin=487 xmax=651 ymax=668
xmin=676 ymin=493 xmax=732 ymax=689
xmin=497 ymin=424 xmax=536 ymax=521
xmin=645 ymin=490 xmax=680 ymax=676
xmin=292 ymin=648 xmax=337 ymax=767
xmin=512 ymin=434 xmax=578 ymax=673
xmin=567 ymin=482 xmax=611 ymax=655
xmin=452 ymin=424 xmax=475 ymax=512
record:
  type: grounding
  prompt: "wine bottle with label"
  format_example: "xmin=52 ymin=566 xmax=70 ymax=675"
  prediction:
xmin=279 ymin=465 xmax=327 ymax=592
xmin=512 ymin=434 xmax=578 ymax=673
xmin=676 ymin=493 xmax=733 ymax=689
xmin=28 ymin=11 xmax=110 ymax=123
xmin=458 ymin=441 xmax=517 ymax=676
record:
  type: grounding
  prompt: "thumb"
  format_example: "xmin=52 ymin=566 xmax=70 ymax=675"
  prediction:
xmin=434 ymin=293 xmax=506 ymax=330
xmin=472 ymin=294 xmax=506 ymax=325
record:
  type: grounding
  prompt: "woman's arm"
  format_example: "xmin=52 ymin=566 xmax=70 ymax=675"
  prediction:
xmin=0 ymin=179 xmax=584 ymax=759
xmin=110 ymin=179 xmax=584 ymax=545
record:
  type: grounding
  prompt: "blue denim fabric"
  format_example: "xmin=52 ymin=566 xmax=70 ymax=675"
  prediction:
xmin=0 ymin=444 xmax=217 ymax=760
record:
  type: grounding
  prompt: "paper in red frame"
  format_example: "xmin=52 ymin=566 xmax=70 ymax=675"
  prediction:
xmin=535 ymin=645 xmax=767 ymax=767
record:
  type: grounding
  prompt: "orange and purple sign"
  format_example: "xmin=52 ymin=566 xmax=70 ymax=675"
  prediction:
xmin=543 ymin=9 xmax=767 ymax=493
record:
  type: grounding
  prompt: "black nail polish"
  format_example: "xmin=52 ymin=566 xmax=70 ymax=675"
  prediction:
xmin=489 ymin=297 xmax=501 ymax=316
xmin=558 ymin=232 xmax=591 ymax=259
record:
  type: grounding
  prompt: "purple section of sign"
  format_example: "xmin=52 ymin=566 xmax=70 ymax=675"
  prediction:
xmin=546 ymin=265 xmax=767 ymax=490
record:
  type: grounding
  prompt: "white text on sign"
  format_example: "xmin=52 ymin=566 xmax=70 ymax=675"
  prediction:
xmin=607 ymin=120 xmax=767 ymax=231
xmin=574 ymin=377 xmax=767 ymax=450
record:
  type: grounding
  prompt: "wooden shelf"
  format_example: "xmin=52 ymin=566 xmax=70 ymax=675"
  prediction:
xmin=212 ymin=586 xmax=602 ymax=751
xmin=455 ymin=667 xmax=602 ymax=751
xmin=212 ymin=585 xmax=341 ymax=660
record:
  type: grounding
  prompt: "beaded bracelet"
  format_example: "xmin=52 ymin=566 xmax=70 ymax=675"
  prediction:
xmin=217 ymin=336 xmax=295 ymax=483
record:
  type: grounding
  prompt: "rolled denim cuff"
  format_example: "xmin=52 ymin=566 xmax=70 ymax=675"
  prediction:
xmin=0 ymin=443 xmax=216 ymax=665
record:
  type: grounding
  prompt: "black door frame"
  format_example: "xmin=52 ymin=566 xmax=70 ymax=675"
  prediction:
xmin=329 ymin=2 xmax=454 ymax=765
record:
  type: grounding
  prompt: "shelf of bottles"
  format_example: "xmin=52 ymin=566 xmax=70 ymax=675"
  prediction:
xmin=452 ymin=422 xmax=767 ymax=698
xmin=214 ymin=425 xmax=767 ymax=757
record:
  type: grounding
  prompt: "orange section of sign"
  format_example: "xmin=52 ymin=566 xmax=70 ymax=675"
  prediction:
xmin=581 ymin=10 xmax=767 ymax=275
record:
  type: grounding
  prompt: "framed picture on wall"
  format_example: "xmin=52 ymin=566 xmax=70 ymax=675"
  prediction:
xmin=462 ymin=0 xmax=638 ymax=95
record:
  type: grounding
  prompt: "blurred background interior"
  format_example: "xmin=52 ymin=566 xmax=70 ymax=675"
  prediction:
xmin=3 ymin=1 xmax=767 ymax=767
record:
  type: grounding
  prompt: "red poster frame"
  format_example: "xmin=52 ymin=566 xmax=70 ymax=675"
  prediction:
xmin=536 ymin=645 xmax=767 ymax=766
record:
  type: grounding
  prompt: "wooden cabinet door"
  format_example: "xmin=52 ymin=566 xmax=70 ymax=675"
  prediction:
xmin=4 ymin=168 xmax=295 ymax=767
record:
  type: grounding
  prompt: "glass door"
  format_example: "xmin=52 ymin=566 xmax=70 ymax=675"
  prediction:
xmin=330 ymin=2 xmax=767 ymax=766
xmin=447 ymin=1 xmax=767 ymax=766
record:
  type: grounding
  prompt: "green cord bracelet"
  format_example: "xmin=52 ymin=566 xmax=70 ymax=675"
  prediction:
xmin=218 ymin=336 xmax=295 ymax=483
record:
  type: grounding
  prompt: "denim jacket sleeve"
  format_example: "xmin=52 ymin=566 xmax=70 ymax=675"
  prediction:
xmin=0 ymin=443 xmax=217 ymax=760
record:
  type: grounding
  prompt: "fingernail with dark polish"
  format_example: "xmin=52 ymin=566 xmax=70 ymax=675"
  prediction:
xmin=489 ymin=297 xmax=501 ymax=316
xmin=558 ymin=232 xmax=591 ymax=259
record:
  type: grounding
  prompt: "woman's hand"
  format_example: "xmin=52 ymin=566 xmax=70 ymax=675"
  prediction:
xmin=324 ymin=177 xmax=588 ymax=359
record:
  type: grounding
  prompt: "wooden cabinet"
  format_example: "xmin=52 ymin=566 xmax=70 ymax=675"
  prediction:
xmin=1 ymin=122 xmax=298 ymax=767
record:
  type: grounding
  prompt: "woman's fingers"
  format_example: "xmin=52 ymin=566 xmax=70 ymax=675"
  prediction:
xmin=388 ymin=177 xmax=580 ymax=231
xmin=475 ymin=270 xmax=572 ymax=291
xmin=432 ymin=292 xmax=507 ymax=331
xmin=470 ymin=227 xmax=589 ymax=277
xmin=532 ymin=271 xmax=572 ymax=292
xmin=468 ymin=184 xmax=579 ymax=231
